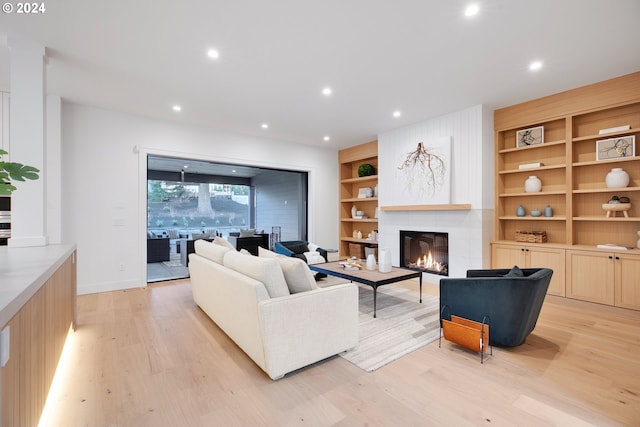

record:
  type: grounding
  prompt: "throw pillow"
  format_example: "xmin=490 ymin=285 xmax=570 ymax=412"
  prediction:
xmin=239 ymin=249 xmax=252 ymax=256
xmin=223 ymin=250 xmax=289 ymax=298
xmin=192 ymin=233 xmax=210 ymax=240
xmin=194 ymin=239 xmax=230 ymax=264
xmin=213 ymin=236 xmax=235 ymax=250
xmin=239 ymin=229 xmax=256 ymax=238
xmin=275 ymin=256 xmax=318 ymax=294
xmin=258 ymin=246 xmax=283 ymax=258
xmin=504 ymin=265 xmax=525 ymax=277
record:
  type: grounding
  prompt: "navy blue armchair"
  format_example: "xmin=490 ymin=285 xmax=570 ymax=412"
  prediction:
xmin=439 ymin=268 xmax=553 ymax=347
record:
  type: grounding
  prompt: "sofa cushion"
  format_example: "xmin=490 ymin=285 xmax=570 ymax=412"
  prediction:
xmin=192 ymin=232 xmax=210 ymax=240
xmin=194 ymin=239 xmax=231 ymax=264
xmin=504 ymin=265 xmax=524 ymax=278
xmin=223 ymin=250 xmax=290 ymax=298
xmin=213 ymin=236 xmax=235 ymax=250
xmin=275 ymin=256 xmax=318 ymax=294
xmin=258 ymin=246 xmax=283 ymax=258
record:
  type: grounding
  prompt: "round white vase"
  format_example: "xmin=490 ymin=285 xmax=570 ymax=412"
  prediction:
xmin=524 ymin=176 xmax=542 ymax=193
xmin=605 ymin=168 xmax=630 ymax=188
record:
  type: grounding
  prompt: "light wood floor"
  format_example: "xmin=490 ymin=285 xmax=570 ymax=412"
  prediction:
xmin=40 ymin=279 xmax=640 ymax=427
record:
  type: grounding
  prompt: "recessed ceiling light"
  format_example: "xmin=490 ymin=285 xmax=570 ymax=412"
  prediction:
xmin=393 ymin=110 xmax=401 ymax=118
xmin=322 ymin=87 xmax=332 ymax=96
xmin=464 ymin=4 xmax=479 ymax=17
xmin=529 ymin=61 xmax=543 ymax=71
xmin=172 ymin=105 xmax=182 ymax=112
xmin=207 ymin=49 xmax=219 ymax=59
xmin=232 ymin=169 xmax=236 ymax=173
xmin=323 ymin=136 xmax=330 ymax=141
xmin=183 ymin=165 xmax=189 ymax=169
xmin=261 ymin=123 xmax=269 ymax=129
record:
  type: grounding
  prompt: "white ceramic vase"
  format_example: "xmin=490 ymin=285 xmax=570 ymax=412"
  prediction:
xmin=378 ymin=249 xmax=392 ymax=273
xmin=524 ymin=176 xmax=542 ymax=193
xmin=605 ymin=168 xmax=630 ymax=188
xmin=351 ymin=204 xmax=357 ymax=218
xmin=366 ymin=254 xmax=376 ymax=270
xmin=637 ymin=230 xmax=640 ymax=249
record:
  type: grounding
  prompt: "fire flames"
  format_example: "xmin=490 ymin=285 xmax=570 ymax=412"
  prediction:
xmin=415 ymin=251 xmax=445 ymax=272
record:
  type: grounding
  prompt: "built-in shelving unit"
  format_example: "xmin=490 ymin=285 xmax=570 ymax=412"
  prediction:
xmin=492 ymin=71 xmax=640 ymax=310
xmin=338 ymin=140 xmax=378 ymax=259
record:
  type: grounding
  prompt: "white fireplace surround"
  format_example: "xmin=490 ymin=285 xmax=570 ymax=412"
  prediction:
xmin=377 ymin=104 xmax=495 ymax=283
xmin=378 ymin=210 xmax=493 ymax=283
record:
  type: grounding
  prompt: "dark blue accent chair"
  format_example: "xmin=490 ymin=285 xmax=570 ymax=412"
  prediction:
xmin=439 ymin=268 xmax=553 ymax=347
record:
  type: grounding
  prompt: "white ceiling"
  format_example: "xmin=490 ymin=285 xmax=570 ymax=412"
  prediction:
xmin=1 ymin=0 xmax=639 ymax=149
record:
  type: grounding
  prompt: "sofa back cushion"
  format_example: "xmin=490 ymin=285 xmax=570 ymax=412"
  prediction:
xmin=223 ymin=250 xmax=290 ymax=298
xmin=195 ymin=239 xmax=231 ymax=264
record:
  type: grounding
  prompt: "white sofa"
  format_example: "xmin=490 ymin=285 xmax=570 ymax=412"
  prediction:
xmin=188 ymin=239 xmax=359 ymax=380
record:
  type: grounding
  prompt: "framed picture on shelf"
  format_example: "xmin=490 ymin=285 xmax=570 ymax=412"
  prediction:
xmin=596 ymin=135 xmax=635 ymax=160
xmin=516 ymin=126 xmax=544 ymax=148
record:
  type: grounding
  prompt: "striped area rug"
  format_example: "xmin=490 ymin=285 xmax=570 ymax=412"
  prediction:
xmin=340 ymin=283 xmax=440 ymax=372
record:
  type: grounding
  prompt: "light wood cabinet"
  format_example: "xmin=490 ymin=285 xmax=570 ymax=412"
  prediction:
xmin=566 ymin=249 xmax=615 ymax=305
xmin=566 ymin=249 xmax=640 ymax=309
xmin=614 ymin=252 xmax=640 ymax=310
xmin=491 ymin=242 xmax=566 ymax=296
xmin=1 ymin=252 xmax=76 ymax=427
xmin=493 ymin=71 xmax=640 ymax=310
xmin=338 ymin=140 xmax=378 ymax=259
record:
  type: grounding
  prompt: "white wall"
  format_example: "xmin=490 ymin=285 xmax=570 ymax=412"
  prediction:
xmin=253 ymin=169 xmax=305 ymax=241
xmin=376 ymin=104 xmax=494 ymax=283
xmin=61 ymin=102 xmax=338 ymax=294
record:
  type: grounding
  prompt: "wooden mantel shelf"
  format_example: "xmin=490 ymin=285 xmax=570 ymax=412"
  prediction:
xmin=380 ymin=204 xmax=472 ymax=211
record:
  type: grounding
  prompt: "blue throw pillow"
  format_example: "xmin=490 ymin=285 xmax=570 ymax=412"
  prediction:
xmin=504 ymin=265 xmax=524 ymax=277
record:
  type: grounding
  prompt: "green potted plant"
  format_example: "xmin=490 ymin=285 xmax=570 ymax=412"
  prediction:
xmin=357 ymin=163 xmax=376 ymax=177
xmin=0 ymin=149 xmax=40 ymax=195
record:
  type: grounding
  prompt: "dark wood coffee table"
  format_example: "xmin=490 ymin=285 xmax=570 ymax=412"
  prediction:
xmin=309 ymin=261 xmax=422 ymax=318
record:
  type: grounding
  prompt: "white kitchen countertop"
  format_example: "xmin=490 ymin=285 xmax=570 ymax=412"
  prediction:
xmin=0 ymin=244 xmax=76 ymax=327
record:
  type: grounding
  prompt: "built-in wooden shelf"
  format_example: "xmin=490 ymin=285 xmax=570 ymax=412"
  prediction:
xmin=499 ymin=216 xmax=567 ymax=221
xmin=379 ymin=204 xmax=472 ymax=211
xmin=341 ymin=218 xmax=378 ymax=222
xmin=341 ymin=197 xmax=378 ymax=203
xmin=497 ymin=139 xmax=565 ymax=154
xmin=341 ymin=237 xmax=379 ymax=245
xmin=340 ymin=175 xmax=378 ymax=184
xmin=499 ymin=190 xmax=566 ymax=197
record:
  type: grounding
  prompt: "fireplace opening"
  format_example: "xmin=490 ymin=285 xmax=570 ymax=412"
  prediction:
xmin=400 ymin=230 xmax=449 ymax=276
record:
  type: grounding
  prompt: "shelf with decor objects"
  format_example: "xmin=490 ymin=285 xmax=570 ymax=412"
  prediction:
xmin=570 ymin=101 xmax=640 ymax=247
xmin=495 ymin=117 xmax=568 ymax=245
xmin=493 ymin=72 xmax=640 ymax=310
xmin=339 ymin=140 xmax=379 ymax=259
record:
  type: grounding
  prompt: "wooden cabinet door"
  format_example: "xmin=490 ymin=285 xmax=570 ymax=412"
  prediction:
xmin=614 ymin=253 xmax=640 ymax=310
xmin=566 ymin=250 xmax=614 ymax=305
xmin=528 ymin=246 xmax=566 ymax=297
xmin=491 ymin=244 xmax=525 ymax=268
